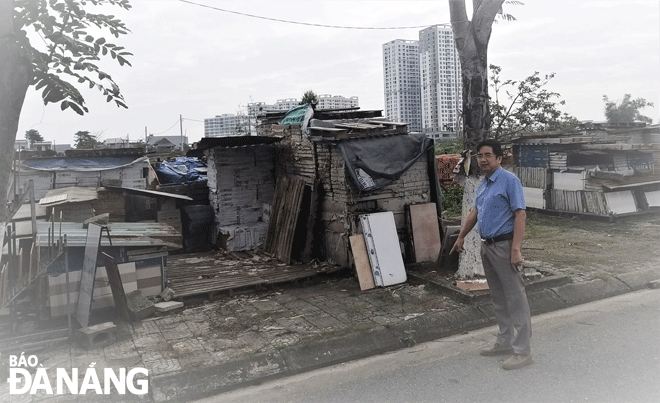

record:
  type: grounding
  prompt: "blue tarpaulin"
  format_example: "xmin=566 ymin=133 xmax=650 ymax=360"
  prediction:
xmin=154 ymin=157 xmax=207 ymax=185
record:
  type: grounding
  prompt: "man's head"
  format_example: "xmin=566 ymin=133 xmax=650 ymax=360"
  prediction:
xmin=476 ymin=139 xmax=503 ymax=177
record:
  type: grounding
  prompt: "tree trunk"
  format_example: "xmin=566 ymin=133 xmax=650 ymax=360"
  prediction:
xmin=449 ymin=0 xmax=503 ymax=278
xmin=1 ymin=0 xmax=31 ymax=242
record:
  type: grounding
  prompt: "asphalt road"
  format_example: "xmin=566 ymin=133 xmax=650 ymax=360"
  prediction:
xmin=202 ymin=289 xmax=660 ymax=403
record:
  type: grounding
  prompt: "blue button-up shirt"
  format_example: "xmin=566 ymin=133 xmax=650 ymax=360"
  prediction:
xmin=475 ymin=167 xmax=526 ymax=239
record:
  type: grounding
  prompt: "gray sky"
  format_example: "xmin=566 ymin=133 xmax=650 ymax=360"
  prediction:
xmin=16 ymin=0 xmax=660 ymax=146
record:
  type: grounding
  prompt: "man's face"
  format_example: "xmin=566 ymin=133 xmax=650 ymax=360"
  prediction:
xmin=477 ymin=145 xmax=502 ymax=176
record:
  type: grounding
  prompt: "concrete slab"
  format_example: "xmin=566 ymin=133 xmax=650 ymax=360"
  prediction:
xmin=155 ymin=301 xmax=184 ymax=313
xmin=78 ymin=321 xmax=117 ymax=349
xmin=151 ymin=352 xmax=287 ymax=402
xmin=552 ymin=278 xmax=631 ymax=305
xmin=615 ymin=267 xmax=660 ymax=290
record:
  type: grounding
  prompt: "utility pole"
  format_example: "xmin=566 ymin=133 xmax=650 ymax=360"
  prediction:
xmin=180 ymin=114 xmax=183 ymax=151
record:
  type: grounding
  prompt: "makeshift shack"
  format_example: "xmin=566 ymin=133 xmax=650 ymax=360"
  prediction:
xmin=14 ymin=148 xmax=150 ymax=201
xmin=191 ymin=136 xmax=282 ymax=252
xmin=194 ymin=109 xmax=441 ymax=269
xmin=511 ymin=131 xmax=660 ymax=217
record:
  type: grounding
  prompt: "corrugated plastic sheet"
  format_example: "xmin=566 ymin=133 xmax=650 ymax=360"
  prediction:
xmin=21 ymin=156 xmax=149 ymax=171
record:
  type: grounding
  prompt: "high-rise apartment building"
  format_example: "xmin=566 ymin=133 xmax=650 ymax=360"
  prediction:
xmin=204 ymin=114 xmax=249 ymax=137
xmin=419 ymin=24 xmax=462 ymax=136
xmin=247 ymin=95 xmax=359 ymax=116
xmin=382 ymin=39 xmax=422 ymax=133
xmin=317 ymin=94 xmax=359 ymax=110
xmin=382 ymin=24 xmax=462 ymax=139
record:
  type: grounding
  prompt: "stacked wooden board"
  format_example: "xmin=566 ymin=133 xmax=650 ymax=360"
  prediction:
xmin=166 ymin=250 xmax=342 ymax=298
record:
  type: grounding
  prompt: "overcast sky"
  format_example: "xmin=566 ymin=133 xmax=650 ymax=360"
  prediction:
xmin=16 ymin=0 xmax=660 ymax=146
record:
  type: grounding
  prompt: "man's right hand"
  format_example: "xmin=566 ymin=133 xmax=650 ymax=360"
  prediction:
xmin=450 ymin=236 xmax=465 ymax=255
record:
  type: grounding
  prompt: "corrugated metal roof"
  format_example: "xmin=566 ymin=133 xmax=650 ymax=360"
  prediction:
xmin=36 ymin=222 xmax=183 ymax=248
xmin=40 ymin=187 xmax=98 ymax=206
xmin=103 ymin=186 xmax=193 ymax=201
xmin=187 ymin=136 xmax=283 ymax=157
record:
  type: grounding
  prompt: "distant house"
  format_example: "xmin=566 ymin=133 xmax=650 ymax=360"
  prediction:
xmin=15 ymin=139 xmax=28 ymax=151
xmin=152 ymin=138 xmax=176 ymax=153
xmin=105 ymin=137 xmax=129 ymax=148
xmin=147 ymin=135 xmax=188 ymax=151
xmin=53 ymin=144 xmax=71 ymax=154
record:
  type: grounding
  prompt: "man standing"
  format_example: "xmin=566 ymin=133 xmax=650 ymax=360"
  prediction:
xmin=450 ymin=139 xmax=533 ymax=370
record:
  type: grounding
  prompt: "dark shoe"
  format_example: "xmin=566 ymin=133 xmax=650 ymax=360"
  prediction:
xmin=502 ymin=354 xmax=534 ymax=370
xmin=480 ymin=343 xmax=514 ymax=356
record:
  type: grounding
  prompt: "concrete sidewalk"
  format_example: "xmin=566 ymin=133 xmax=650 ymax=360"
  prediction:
xmin=1 ymin=260 xmax=659 ymax=403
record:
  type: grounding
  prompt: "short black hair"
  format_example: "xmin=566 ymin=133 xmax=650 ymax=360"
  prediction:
xmin=477 ymin=139 xmax=503 ymax=158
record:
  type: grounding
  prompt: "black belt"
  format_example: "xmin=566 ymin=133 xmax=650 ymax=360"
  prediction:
xmin=481 ymin=232 xmax=514 ymax=245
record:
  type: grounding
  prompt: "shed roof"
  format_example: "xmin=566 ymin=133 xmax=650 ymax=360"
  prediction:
xmin=187 ymin=136 xmax=283 ymax=157
xmin=21 ymin=156 xmax=149 ymax=171
xmin=36 ymin=222 xmax=183 ymax=249
xmin=40 ymin=187 xmax=98 ymax=206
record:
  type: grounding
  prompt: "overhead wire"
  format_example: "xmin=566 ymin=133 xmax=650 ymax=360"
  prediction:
xmin=150 ymin=119 xmax=180 ymax=135
xmin=178 ymin=0 xmax=434 ymax=30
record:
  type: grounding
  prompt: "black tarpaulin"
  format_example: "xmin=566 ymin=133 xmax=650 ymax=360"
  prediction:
xmin=338 ymin=132 xmax=433 ymax=193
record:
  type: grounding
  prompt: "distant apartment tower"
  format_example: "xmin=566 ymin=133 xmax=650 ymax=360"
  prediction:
xmin=382 ymin=39 xmax=422 ymax=133
xmin=248 ymin=95 xmax=360 ymax=116
xmin=419 ymin=24 xmax=462 ymax=137
xmin=317 ymin=94 xmax=359 ymax=110
xmin=274 ymin=98 xmax=299 ymax=111
xmin=204 ymin=114 xmax=248 ymax=137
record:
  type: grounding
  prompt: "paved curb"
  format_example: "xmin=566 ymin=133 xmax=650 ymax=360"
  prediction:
xmin=149 ymin=270 xmax=660 ymax=402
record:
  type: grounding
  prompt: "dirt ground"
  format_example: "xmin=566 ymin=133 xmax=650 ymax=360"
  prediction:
xmin=522 ymin=211 xmax=660 ymax=281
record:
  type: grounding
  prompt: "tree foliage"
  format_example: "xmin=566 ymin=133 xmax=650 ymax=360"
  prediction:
xmin=74 ymin=130 xmax=101 ymax=149
xmin=24 ymin=128 xmax=43 ymax=147
xmin=603 ymin=94 xmax=654 ymax=124
xmin=299 ymin=90 xmax=318 ymax=106
xmin=13 ymin=0 xmax=132 ymax=115
xmin=489 ymin=65 xmax=579 ymax=138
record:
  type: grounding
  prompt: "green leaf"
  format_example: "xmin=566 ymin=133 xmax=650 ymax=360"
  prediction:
xmin=69 ymin=103 xmax=85 ymax=115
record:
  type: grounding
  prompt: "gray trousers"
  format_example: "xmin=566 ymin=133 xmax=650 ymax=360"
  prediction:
xmin=480 ymin=239 xmax=532 ymax=355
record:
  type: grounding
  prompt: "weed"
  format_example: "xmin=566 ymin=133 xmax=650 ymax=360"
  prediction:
xmin=403 ymin=330 xmax=417 ymax=347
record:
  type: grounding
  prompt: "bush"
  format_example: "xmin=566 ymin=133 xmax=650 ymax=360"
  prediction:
xmin=442 ymin=185 xmax=464 ymax=218
xmin=434 ymin=140 xmax=463 ymax=156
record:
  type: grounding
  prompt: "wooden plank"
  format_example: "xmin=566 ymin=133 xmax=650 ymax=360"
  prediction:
xmin=349 ymin=235 xmax=375 ymax=291
xmin=264 ymin=176 xmax=287 ymax=252
xmin=301 ymin=180 xmax=319 ymax=263
xmin=265 ymin=176 xmax=306 ymax=264
xmin=409 ymin=203 xmax=441 ymax=263
xmin=75 ymin=223 xmax=102 ymax=328
xmin=101 ymin=252 xmax=131 ymax=322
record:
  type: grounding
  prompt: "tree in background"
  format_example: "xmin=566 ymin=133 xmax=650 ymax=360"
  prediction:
xmin=603 ymin=94 xmax=654 ymax=124
xmin=490 ymin=65 xmax=579 ymax=138
xmin=24 ymin=128 xmax=44 ymax=147
xmin=0 ymin=0 xmax=131 ymax=238
xmin=300 ymin=90 xmax=319 ymax=106
xmin=74 ymin=130 xmax=101 ymax=149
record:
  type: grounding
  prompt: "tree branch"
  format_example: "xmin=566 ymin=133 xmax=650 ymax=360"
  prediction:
xmin=472 ymin=0 xmax=505 ymax=43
